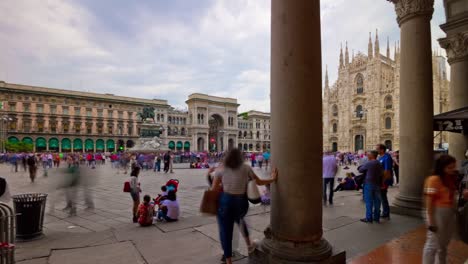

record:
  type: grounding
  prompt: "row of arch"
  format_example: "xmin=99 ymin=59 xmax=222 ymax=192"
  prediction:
xmin=330 ymin=138 xmax=393 ymax=152
xmin=237 ymin=143 xmax=271 ymax=151
xmin=168 ymin=141 xmax=191 ymax=151
xmin=7 ymin=136 xmax=134 ymax=152
xmin=330 ymin=117 xmax=392 ymax=134
xmin=330 ymin=95 xmax=393 ymax=117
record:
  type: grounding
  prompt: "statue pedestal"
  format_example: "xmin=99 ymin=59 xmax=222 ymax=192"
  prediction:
xmin=128 ymin=123 xmax=167 ymax=153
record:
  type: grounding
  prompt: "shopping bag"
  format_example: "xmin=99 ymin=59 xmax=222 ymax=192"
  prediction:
xmin=123 ymin=181 xmax=131 ymax=192
xmin=200 ymin=189 xmax=220 ymax=215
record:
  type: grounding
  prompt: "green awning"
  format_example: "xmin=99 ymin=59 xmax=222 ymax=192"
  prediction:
xmin=36 ymin=138 xmax=46 ymax=147
xmin=62 ymin=138 xmax=71 ymax=150
xmin=49 ymin=138 xmax=59 ymax=148
xmin=73 ymin=139 xmax=83 ymax=150
xmin=176 ymin=141 xmax=183 ymax=149
xmin=85 ymin=139 xmax=93 ymax=150
xmin=106 ymin=139 xmax=115 ymax=149
xmin=96 ymin=139 xmax=104 ymax=150
xmin=184 ymin=141 xmax=190 ymax=149
xmin=168 ymin=141 xmax=175 ymax=149
xmin=7 ymin=136 xmax=19 ymax=143
xmin=22 ymin=137 xmax=33 ymax=145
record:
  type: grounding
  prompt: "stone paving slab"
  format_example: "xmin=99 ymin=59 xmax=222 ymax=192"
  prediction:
xmin=132 ymin=229 xmax=222 ymax=264
xmin=48 ymin=241 xmax=145 ymax=264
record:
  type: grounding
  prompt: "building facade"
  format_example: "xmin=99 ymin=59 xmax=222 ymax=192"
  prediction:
xmin=237 ymin=110 xmax=271 ymax=152
xmin=322 ymin=30 xmax=450 ymax=152
xmin=0 ymin=81 xmax=271 ymax=153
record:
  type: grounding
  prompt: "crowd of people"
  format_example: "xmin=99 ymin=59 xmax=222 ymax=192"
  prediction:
xmin=323 ymin=145 xmax=468 ymax=264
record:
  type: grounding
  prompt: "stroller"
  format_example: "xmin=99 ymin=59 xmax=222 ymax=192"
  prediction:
xmin=154 ymin=179 xmax=180 ymax=205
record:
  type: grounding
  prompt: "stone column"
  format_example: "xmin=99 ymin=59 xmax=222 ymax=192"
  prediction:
xmin=439 ymin=29 xmax=468 ymax=162
xmin=388 ymin=0 xmax=435 ymax=216
xmin=259 ymin=1 xmax=334 ymax=263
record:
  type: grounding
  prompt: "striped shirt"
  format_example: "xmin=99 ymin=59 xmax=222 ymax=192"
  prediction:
xmin=214 ymin=164 xmax=253 ymax=195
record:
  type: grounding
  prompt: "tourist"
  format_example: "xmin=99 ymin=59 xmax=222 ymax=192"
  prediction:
xmin=422 ymin=155 xmax=458 ymax=264
xmin=211 ymin=148 xmax=278 ymax=264
xmin=333 ymin=173 xmax=358 ymax=192
xmin=9 ymin=153 xmax=18 ymax=173
xmin=250 ymin=152 xmax=256 ymax=167
xmin=138 ymin=194 xmax=155 ymax=226
xmin=27 ymin=153 xmax=37 ymax=183
xmin=358 ymin=151 xmax=383 ymax=223
xmin=47 ymin=152 xmax=53 ymax=168
xmin=154 ymin=154 xmax=161 ymax=172
xmin=170 ymin=152 xmax=175 ymax=173
xmin=377 ymin=144 xmax=392 ymax=220
xmin=129 ymin=167 xmax=141 ymax=223
xmin=21 ymin=154 xmax=27 ymax=172
xmin=257 ymin=153 xmax=264 ymax=169
xmin=392 ymin=151 xmax=400 ymax=185
xmin=157 ymin=190 xmax=179 ymax=222
xmin=263 ymin=151 xmax=270 ymax=170
xmin=163 ymin=151 xmax=171 ymax=173
xmin=323 ymin=153 xmax=338 ymax=205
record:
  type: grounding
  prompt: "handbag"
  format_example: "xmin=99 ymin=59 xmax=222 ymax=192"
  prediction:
xmin=200 ymin=189 xmax=220 ymax=215
xmin=247 ymin=180 xmax=262 ymax=204
xmin=123 ymin=181 xmax=131 ymax=192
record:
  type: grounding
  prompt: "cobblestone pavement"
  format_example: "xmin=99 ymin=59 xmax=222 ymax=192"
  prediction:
xmin=0 ymin=162 xmax=433 ymax=264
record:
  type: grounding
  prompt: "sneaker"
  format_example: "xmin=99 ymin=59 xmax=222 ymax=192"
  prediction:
xmin=360 ymin=218 xmax=372 ymax=223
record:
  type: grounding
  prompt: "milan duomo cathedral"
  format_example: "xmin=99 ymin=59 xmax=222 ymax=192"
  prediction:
xmin=322 ymin=29 xmax=450 ymax=152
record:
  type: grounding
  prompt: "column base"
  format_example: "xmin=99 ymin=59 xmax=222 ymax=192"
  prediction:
xmin=391 ymin=194 xmax=424 ymax=218
xmin=249 ymin=228 xmax=345 ymax=264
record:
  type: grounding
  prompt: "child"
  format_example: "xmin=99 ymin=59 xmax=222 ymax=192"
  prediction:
xmin=154 ymin=186 xmax=168 ymax=205
xmin=157 ymin=190 xmax=179 ymax=222
xmin=138 ymin=195 xmax=155 ymax=226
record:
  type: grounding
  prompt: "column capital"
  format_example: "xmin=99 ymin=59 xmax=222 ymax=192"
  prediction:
xmin=387 ymin=0 xmax=434 ymax=26
xmin=439 ymin=32 xmax=468 ymax=64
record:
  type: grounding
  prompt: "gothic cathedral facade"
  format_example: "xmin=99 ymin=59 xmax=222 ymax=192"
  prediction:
xmin=323 ymin=30 xmax=450 ymax=152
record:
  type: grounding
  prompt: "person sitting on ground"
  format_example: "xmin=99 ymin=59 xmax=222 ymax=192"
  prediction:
xmin=138 ymin=194 xmax=155 ymax=226
xmin=157 ymin=190 xmax=179 ymax=222
xmin=154 ymin=185 xmax=168 ymax=205
xmin=334 ymin=173 xmax=358 ymax=192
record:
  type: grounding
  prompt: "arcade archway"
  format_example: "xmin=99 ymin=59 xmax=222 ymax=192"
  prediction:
xmin=208 ymin=114 xmax=224 ymax=152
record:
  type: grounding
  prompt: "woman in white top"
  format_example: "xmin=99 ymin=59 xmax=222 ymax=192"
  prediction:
xmin=129 ymin=167 xmax=141 ymax=223
xmin=211 ymin=148 xmax=278 ymax=264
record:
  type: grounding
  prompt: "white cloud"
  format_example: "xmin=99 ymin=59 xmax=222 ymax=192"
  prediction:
xmin=0 ymin=0 xmax=449 ymax=113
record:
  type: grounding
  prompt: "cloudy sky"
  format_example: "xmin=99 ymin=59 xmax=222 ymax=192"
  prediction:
xmin=0 ymin=0 xmax=447 ymax=112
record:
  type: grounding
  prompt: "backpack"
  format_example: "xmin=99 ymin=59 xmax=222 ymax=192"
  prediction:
xmin=27 ymin=156 xmax=36 ymax=166
xmin=123 ymin=181 xmax=131 ymax=192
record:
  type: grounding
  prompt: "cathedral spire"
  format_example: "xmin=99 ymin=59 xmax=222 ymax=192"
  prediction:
xmin=325 ymin=65 xmax=329 ymax=89
xmin=339 ymin=43 xmax=344 ymax=69
xmin=345 ymin=41 xmax=350 ymax=66
xmin=374 ymin=29 xmax=380 ymax=58
xmin=352 ymin=49 xmax=355 ymax=62
xmin=394 ymin=41 xmax=397 ymax=61
xmin=386 ymin=36 xmax=390 ymax=58
xmin=368 ymin=32 xmax=373 ymax=60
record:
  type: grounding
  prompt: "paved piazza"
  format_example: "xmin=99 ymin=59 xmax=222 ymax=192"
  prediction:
xmin=1 ymin=162 xmax=425 ymax=264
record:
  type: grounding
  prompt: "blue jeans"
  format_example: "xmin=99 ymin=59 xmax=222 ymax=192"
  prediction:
xmin=323 ymin=178 xmax=334 ymax=203
xmin=217 ymin=193 xmax=249 ymax=259
xmin=364 ymin=183 xmax=381 ymax=221
xmin=381 ymin=188 xmax=390 ymax=217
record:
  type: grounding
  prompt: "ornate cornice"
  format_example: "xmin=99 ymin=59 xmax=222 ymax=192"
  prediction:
xmin=387 ymin=0 xmax=434 ymax=26
xmin=439 ymin=32 xmax=468 ymax=64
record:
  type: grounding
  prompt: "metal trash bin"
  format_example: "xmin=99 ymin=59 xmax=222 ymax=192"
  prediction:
xmin=12 ymin=193 xmax=47 ymax=239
